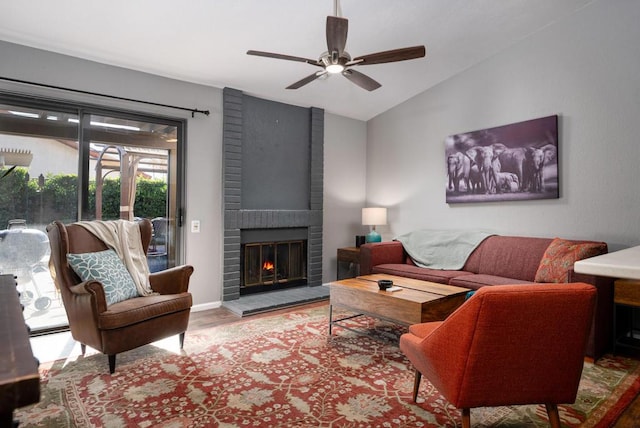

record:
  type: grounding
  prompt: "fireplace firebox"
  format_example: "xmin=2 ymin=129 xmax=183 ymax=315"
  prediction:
xmin=240 ymin=240 xmax=307 ymax=294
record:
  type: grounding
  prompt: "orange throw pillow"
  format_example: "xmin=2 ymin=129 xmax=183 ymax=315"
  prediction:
xmin=535 ymin=238 xmax=607 ymax=283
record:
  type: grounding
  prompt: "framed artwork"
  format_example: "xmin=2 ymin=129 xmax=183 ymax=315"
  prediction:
xmin=445 ymin=115 xmax=558 ymax=204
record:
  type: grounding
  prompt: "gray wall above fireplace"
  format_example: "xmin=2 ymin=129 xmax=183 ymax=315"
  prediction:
xmin=242 ymin=95 xmax=310 ymax=210
xmin=222 ymin=87 xmax=324 ymax=301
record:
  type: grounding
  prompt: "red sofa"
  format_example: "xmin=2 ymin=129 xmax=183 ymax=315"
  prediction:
xmin=360 ymin=235 xmax=613 ymax=360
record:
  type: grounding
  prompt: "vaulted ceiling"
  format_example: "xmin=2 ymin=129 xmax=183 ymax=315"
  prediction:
xmin=0 ymin=0 xmax=594 ymax=121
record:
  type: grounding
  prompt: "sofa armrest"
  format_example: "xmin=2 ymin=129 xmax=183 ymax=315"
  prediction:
xmin=360 ymin=241 xmax=406 ymax=275
xmin=568 ymin=268 xmax=614 ymax=360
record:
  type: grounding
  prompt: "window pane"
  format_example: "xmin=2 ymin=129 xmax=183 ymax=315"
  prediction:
xmin=0 ymin=102 xmax=79 ymax=332
xmin=82 ymin=114 xmax=178 ymax=272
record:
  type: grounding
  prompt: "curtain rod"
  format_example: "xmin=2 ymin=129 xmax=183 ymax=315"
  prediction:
xmin=0 ymin=76 xmax=210 ymax=117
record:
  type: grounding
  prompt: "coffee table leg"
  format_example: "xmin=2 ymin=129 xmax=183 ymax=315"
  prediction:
xmin=329 ymin=304 xmax=333 ymax=335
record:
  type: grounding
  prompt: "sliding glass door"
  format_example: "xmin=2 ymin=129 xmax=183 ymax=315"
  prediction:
xmin=0 ymin=95 xmax=184 ymax=333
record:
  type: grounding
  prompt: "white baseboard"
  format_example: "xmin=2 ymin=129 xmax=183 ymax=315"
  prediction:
xmin=191 ymin=301 xmax=222 ymax=312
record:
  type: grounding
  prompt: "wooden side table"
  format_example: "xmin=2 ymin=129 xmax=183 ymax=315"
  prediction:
xmin=613 ymin=279 xmax=640 ymax=354
xmin=337 ymin=247 xmax=361 ymax=280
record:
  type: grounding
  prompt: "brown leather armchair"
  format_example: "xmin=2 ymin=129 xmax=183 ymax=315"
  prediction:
xmin=47 ymin=219 xmax=194 ymax=374
xmin=400 ymin=283 xmax=596 ymax=428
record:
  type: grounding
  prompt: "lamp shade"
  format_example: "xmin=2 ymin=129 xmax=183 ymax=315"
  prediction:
xmin=362 ymin=207 xmax=387 ymax=226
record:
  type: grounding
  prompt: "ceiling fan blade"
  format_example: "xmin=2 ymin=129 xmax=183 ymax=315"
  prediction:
xmin=326 ymin=16 xmax=348 ymax=56
xmin=286 ymin=71 xmax=327 ymax=90
xmin=342 ymin=69 xmax=381 ymax=91
xmin=350 ymin=45 xmax=426 ymax=66
xmin=247 ymin=50 xmax=321 ymax=67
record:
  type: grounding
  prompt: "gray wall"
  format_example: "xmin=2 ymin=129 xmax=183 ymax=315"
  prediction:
xmin=323 ymin=113 xmax=368 ymax=281
xmin=0 ymin=40 xmax=368 ymax=309
xmin=366 ymin=0 xmax=640 ymax=251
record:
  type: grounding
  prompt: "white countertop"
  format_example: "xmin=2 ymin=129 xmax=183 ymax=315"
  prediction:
xmin=574 ymin=245 xmax=640 ymax=280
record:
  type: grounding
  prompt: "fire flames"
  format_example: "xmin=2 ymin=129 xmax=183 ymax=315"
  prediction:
xmin=262 ymin=260 xmax=275 ymax=271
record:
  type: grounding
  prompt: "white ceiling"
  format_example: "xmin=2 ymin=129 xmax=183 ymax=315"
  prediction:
xmin=0 ymin=0 xmax=594 ymax=121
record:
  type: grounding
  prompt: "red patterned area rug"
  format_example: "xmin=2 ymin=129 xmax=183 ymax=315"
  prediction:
xmin=16 ymin=305 xmax=640 ymax=427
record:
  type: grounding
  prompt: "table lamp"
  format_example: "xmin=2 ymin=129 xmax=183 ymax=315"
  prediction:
xmin=362 ymin=207 xmax=387 ymax=243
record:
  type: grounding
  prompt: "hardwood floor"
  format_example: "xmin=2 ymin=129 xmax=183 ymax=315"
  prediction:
xmin=616 ymin=395 xmax=640 ymax=427
xmin=187 ymin=300 xmax=328 ymax=331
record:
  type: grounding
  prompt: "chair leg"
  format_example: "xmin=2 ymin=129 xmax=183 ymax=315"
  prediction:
xmin=80 ymin=343 xmax=86 ymax=355
xmin=179 ymin=332 xmax=186 ymax=349
xmin=108 ymin=354 xmax=116 ymax=374
xmin=412 ymin=370 xmax=422 ymax=402
xmin=545 ymin=404 xmax=561 ymax=428
xmin=461 ymin=408 xmax=471 ymax=428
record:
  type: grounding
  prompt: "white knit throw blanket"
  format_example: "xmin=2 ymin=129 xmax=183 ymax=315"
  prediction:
xmin=395 ymin=229 xmax=494 ymax=270
xmin=74 ymin=220 xmax=156 ymax=296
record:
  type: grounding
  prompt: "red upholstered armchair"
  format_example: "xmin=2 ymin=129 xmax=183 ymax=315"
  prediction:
xmin=399 ymin=283 xmax=596 ymax=428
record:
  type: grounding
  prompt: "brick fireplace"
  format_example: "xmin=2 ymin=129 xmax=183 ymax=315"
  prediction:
xmin=222 ymin=88 xmax=324 ymax=301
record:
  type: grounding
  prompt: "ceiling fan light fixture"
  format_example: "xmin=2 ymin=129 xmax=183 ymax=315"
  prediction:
xmin=326 ymin=63 xmax=345 ymax=74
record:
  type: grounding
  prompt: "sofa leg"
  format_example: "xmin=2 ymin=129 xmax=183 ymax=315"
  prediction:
xmin=462 ymin=408 xmax=471 ymax=428
xmin=412 ymin=370 xmax=422 ymax=402
xmin=179 ymin=332 xmax=186 ymax=349
xmin=545 ymin=403 xmax=561 ymax=428
xmin=80 ymin=343 xmax=86 ymax=355
xmin=108 ymin=354 xmax=116 ymax=374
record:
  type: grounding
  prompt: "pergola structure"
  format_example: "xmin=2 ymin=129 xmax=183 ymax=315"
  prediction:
xmin=94 ymin=145 xmax=167 ymax=220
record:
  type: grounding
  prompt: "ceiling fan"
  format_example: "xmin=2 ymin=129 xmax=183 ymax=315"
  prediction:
xmin=246 ymin=1 xmax=426 ymax=91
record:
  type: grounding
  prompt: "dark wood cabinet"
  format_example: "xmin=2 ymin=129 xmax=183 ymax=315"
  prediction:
xmin=337 ymin=247 xmax=361 ymax=280
xmin=0 ymin=274 xmax=40 ymax=427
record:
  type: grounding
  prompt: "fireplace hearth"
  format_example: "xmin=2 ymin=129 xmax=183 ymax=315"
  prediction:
xmin=241 ymin=240 xmax=307 ymax=294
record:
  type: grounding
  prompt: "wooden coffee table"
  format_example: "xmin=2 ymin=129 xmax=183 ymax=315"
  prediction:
xmin=328 ymin=274 xmax=470 ymax=335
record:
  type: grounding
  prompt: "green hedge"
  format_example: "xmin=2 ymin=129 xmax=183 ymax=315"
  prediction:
xmin=0 ymin=167 xmax=167 ymax=228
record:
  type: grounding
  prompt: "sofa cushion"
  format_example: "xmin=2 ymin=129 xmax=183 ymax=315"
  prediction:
xmin=474 ymin=236 xmax=553 ymax=281
xmin=449 ymin=274 xmax=534 ymax=290
xmin=67 ymin=249 xmax=139 ymax=306
xmin=535 ymin=238 xmax=608 ymax=283
xmin=372 ymin=264 xmax=473 ymax=284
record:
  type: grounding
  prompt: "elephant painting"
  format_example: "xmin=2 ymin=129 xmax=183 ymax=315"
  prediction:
xmin=445 ymin=114 xmax=559 ymax=204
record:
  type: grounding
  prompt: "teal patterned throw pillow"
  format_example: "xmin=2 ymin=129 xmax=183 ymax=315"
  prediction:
xmin=67 ymin=249 xmax=139 ymax=305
